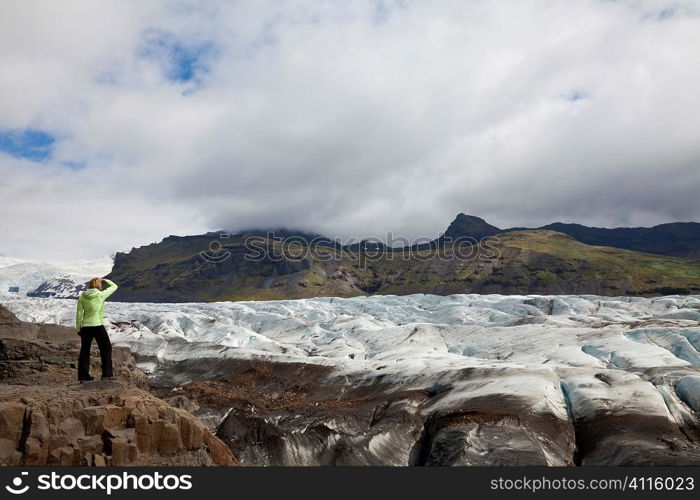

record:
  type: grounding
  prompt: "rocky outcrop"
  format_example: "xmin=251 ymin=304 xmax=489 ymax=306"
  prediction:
xmin=0 ymin=386 xmax=235 ymax=466
xmin=0 ymin=303 xmax=78 ymax=344
xmin=0 ymin=305 xmax=236 ymax=466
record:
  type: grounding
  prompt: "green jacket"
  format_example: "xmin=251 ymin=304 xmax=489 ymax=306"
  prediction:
xmin=75 ymin=279 xmax=118 ymax=330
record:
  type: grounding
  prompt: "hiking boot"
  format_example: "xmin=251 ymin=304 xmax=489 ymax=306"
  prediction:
xmin=79 ymin=376 xmax=95 ymax=384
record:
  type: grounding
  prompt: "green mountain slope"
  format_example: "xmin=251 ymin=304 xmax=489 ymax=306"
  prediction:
xmin=107 ymin=230 xmax=700 ymax=302
xmin=443 ymin=213 xmax=700 ymax=258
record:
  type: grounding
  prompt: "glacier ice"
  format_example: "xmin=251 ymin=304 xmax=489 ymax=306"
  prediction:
xmin=3 ymin=293 xmax=700 ymax=465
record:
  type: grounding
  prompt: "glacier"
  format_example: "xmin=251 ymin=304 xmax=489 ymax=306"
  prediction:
xmin=2 ymin=293 xmax=700 ymax=465
xmin=0 ymin=256 xmax=112 ymax=298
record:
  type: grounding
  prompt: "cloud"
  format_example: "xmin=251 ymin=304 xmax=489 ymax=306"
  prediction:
xmin=1 ymin=0 xmax=699 ymax=258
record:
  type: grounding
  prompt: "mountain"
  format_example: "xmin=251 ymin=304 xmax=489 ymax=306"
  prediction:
xmin=6 ymin=216 xmax=697 ymax=303
xmin=0 ymin=257 xmax=112 ymax=298
xmin=441 ymin=214 xmax=700 ymax=258
xmin=442 ymin=214 xmax=501 ymax=240
xmin=0 ymin=259 xmax=62 ymax=296
xmin=28 ymin=274 xmax=91 ymax=299
xmin=106 ymin=229 xmax=700 ymax=302
xmin=537 ymin=222 xmax=700 ymax=259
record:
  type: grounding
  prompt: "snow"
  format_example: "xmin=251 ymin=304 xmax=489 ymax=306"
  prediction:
xmin=0 ymin=256 xmax=112 ymax=297
xmin=2 ymin=293 xmax=700 ymax=422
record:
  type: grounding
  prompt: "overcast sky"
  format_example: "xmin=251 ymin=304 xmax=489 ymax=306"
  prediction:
xmin=1 ymin=0 xmax=699 ymax=259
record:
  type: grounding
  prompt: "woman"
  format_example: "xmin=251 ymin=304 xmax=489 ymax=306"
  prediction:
xmin=75 ymin=277 xmax=118 ymax=383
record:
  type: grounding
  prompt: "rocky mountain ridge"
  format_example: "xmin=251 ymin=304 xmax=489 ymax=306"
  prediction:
xmin=450 ymin=214 xmax=700 ymax=259
xmin=105 ymin=230 xmax=700 ymax=302
xmin=13 ymin=214 xmax=700 ymax=302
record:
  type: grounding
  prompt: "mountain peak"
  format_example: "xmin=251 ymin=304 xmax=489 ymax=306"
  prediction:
xmin=443 ymin=214 xmax=501 ymax=240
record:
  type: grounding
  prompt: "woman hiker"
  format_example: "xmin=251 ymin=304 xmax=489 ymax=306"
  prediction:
xmin=75 ymin=277 xmax=118 ymax=383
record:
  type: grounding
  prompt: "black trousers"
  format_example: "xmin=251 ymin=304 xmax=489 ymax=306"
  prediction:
xmin=78 ymin=325 xmax=113 ymax=380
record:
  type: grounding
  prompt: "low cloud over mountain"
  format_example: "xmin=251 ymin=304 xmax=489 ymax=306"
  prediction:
xmin=2 ymin=1 xmax=700 ymax=259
